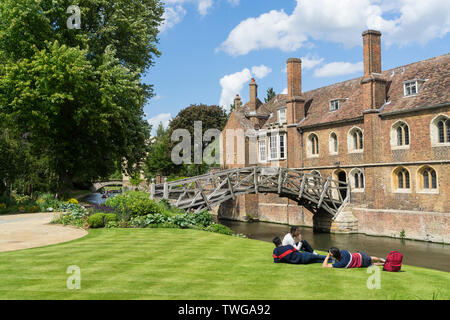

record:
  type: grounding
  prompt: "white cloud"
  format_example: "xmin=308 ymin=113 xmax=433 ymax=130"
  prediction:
xmin=148 ymin=113 xmax=172 ymax=135
xmin=219 ymin=64 xmax=272 ymax=110
xmin=314 ymin=61 xmax=363 ymax=77
xmin=301 ymin=55 xmax=325 ymax=70
xmin=281 ymin=88 xmax=288 ymax=94
xmin=219 ymin=68 xmax=252 ymax=111
xmin=159 ymin=5 xmax=186 ymax=32
xmin=197 ymin=0 xmax=213 ymax=16
xmin=218 ymin=0 xmax=450 ymax=55
xmin=251 ymin=65 xmax=272 ymax=79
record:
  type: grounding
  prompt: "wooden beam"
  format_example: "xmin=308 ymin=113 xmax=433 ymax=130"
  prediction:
xmin=317 ymin=180 xmax=330 ymax=209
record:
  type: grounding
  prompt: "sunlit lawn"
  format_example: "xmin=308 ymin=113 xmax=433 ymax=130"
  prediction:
xmin=0 ymin=228 xmax=448 ymax=300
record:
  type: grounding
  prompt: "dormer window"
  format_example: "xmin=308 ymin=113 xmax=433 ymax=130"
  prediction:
xmin=329 ymin=100 xmax=340 ymax=111
xmin=404 ymin=79 xmax=425 ymax=96
xmin=278 ymin=108 xmax=286 ymax=124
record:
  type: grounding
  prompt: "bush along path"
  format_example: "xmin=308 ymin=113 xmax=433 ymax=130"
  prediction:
xmin=51 ymin=191 xmax=236 ymax=236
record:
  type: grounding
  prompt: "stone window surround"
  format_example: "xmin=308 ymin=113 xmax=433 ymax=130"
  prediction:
xmin=392 ymin=166 xmax=411 ymax=193
xmin=430 ymin=114 xmax=450 ymax=147
xmin=390 ymin=120 xmax=410 ymax=150
xmin=347 ymin=126 xmax=364 ymax=153
xmin=306 ymin=132 xmax=319 ymax=158
xmin=416 ymin=165 xmax=439 ymax=194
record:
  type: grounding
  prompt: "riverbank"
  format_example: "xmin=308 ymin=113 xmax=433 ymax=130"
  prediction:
xmin=0 ymin=228 xmax=448 ymax=300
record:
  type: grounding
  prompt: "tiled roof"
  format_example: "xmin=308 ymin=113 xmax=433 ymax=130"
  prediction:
xmin=233 ymin=53 xmax=449 ymax=129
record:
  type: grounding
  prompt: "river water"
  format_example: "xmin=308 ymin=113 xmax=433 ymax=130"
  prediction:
xmin=81 ymin=193 xmax=449 ymax=272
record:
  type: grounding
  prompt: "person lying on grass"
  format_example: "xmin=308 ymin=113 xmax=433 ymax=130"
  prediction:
xmin=272 ymin=236 xmax=328 ymax=264
xmin=282 ymin=226 xmax=318 ymax=254
xmin=322 ymin=247 xmax=386 ymax=269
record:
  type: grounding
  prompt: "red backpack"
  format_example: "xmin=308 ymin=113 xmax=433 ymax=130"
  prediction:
xmin=383 ymin=250 xmax=403 ymax=272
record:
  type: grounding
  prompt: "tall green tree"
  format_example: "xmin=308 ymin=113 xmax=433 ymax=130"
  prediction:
xmin=168 ymin=104 xmax=228 ymax=176
xmin=143 ymin=122 xmax=178 ymax=180
xmin=0 ymin=0 xmax=164 ymax=192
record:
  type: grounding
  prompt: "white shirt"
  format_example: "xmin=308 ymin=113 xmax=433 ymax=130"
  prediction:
xmin=282 ymin=233 xmax=302 ymax=251
xmin=282 ymin=233 xmax=318 ymax=254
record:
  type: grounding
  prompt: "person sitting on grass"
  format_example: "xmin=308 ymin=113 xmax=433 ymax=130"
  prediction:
xmin=282 ymin=226 xmax=317 ymax=254
xmin=272 ymin=237 xmax=327 ymax=264
xmin=322 ymin=247 xmax=386 ymax=269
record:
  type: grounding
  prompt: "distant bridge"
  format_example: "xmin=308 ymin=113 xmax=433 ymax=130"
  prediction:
xmin=149 ymin=166 xmax=349 ymax=218
xmin=90 ymin=180 xmax=123 ymax=192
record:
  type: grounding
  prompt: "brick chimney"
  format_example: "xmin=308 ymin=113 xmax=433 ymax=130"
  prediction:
xmin=286 ymin=58 xmax=305 ymax=124
xmin=249 ymin=78 xmax=258 ymax=113
xmin=234 ymin=94 xmax=241 ymax=109
xmin=361 ymin=30 xmax=386 ymax=109
xmin=287 ymin=58 xmax=302 ymax=97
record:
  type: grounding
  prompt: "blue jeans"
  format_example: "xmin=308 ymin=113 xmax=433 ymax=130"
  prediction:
xmin=298 ymin=252 xmax=327 ymax=264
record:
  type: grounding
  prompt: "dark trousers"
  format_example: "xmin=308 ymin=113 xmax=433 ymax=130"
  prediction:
xmin=295 ymin=240 xmax=314 ymax=253
xmin=298 ymin=252 xmax=327 ymax=264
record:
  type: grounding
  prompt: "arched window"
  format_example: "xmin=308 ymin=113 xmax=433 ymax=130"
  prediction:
xmin=329 ymin=132 xmax=338 ymax=154
xmin=431 ymin=115 xmax=450 ymax=146
xmin=350 ymin=169 xmax=364 ymax=190
xmin=348 ymin=127 xmax=363 ymax=152
xmin=393 ymin=167 xmax=410 ymax=190
xmin=307 ymin=133 xmax=319 ymax=156
xmin=418 ymin=166 xmax=437 ymax=191
xmin=437 ymin=118 xmax=450 ymax=143
xmin=391 ymin=121 xmax=410 ymax=149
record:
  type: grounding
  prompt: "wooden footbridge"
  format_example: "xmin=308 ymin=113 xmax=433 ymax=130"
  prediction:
xmin=149 ymin=167 xmax=349 ymax=218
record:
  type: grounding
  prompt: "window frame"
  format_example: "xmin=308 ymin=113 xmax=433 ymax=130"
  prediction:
xmin=403 ymin=80 xmax=418 ymax=96
xmin=348 ymin=127 xmax=364 ymax=153
xmin=329 ymin=100 xmax=340 ymax=112
xmin=258 ymin=138 xmax=267 ymax=163
xmin=417 ymin=166 xmax=439 ymax=194
xmin=392 ymin=167 xmax=411 ymax=193
xmin=278 ymin=108 xmax=287 ymax=124
xmin=391 ymin=121 xmax=410 ymax=150
xmin=329 ymin=132 xmax=338 ymax=155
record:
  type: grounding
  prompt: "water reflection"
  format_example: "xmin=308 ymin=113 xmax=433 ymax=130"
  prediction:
xmin=219 ymin=219 xmax=450 ymax=273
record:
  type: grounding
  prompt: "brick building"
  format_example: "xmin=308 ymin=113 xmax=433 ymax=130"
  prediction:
xmin=219 ymin=30 xmax=450 ymax=243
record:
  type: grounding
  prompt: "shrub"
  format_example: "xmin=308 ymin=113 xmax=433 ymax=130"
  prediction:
xmin=204 ymin=223 xmax=233 ymax=236
xmin=0 ymin=203 xmax=6 ymax=210
xmin=12 ymin=193 xmax=32 ymax=205
xmin=192 ymin=210 xmax=213 ymax=227
xmin=105 ymin=191 xmax=160 ymax=218
xmin=88 ymin=213 xmax=106 ymax=228
xmin=52 ymin=213 xmax=85 ymax=228
xmin=67 ymin=198 xmax=79 ymax=204
xmin=104 ymin=213 xmax=117 ymax=223
xmin=26 ymin=205 xmax=40 ymax=213
xmin=105 ymin=221 xmax=120 ymax=228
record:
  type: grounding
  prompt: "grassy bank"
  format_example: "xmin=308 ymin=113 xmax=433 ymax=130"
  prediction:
xmin=0 ymin=228 xmax=448 ymax=300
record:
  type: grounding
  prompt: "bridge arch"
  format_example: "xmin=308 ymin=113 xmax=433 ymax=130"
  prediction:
xmin=90 ymin=180 xmax=123 ymax=192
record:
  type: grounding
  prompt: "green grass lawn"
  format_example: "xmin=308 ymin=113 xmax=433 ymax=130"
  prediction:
xmin=0 ymin=228 xmax=448 ymax=300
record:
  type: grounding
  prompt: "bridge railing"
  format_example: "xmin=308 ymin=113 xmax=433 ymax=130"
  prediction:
xmin=149 ymin=166 xmax=349 ymax=216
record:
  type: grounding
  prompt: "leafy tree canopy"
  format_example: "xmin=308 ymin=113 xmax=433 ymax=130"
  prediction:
xmin=0 ymin=0 xmax=164 ymax=192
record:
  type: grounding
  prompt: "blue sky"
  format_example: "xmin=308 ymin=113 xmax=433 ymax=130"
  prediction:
xmin=144 ymin=0 xmax=450 ymax=135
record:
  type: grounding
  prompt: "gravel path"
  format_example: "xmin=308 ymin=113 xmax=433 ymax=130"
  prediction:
xmin=0 ymin=212 xmax=87 ymax=252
